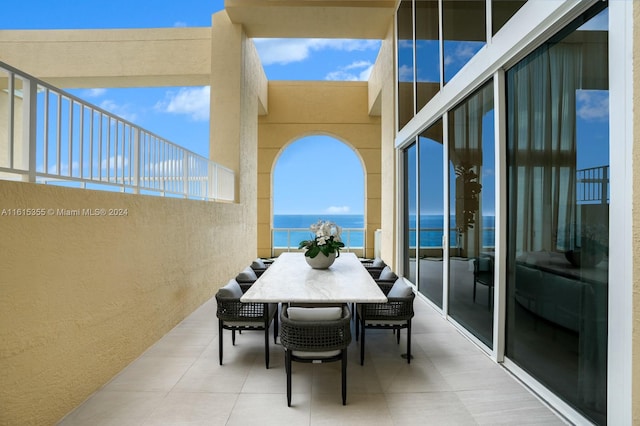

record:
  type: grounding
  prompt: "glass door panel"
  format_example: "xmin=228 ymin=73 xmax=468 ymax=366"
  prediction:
xmin=418 ymin=119 xmax=444 ymax=308
xmin=505 ymin=5 xmax=608 ymax=424
xmin=447 ymin=82 xmax=495 ymax=348
xmin=405 ymin=143 xmax=418 ymax=284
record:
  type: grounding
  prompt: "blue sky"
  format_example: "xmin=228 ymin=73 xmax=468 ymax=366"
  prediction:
xmin=1 ymin=0 xmax=379 ymax=215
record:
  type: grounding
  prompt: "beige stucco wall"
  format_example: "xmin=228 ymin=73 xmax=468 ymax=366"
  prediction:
xmin=374 ymin=19 xmax=398 ymax=270
xmin=256 ymin=81 xmax=381 ymax=259
xmin=633 ymin=2 xmax=640 ymax=423
xmin=0 ymin=28 xmax=212 ymax=88
xmin=0 ymin=181 xmax=254 ymax=426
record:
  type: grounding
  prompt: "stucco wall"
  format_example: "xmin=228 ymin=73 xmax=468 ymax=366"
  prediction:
xmin=633 ymin=2 xmax=640 ymax=423
xmin=0 ymin=181 xmax=252 ymax=426
xmin=0 ymin=28 xmax=212 ymax=88
xmin=375 ymin=20 xmax=398 ymax=270
xmin=256 ymin=81 xmax=381 ymax=259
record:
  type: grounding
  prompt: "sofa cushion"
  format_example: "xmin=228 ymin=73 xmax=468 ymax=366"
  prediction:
xmin=379 ymin=266 xmax=397 ymax=281
xmin=217 ymin=279 xmax=243 ymax=299
xmin=287 ymin=306 xmax=343 ymax=321
xmin=387 ymin=278 xmax=413 ymax=298
xmin=236 ymin=266 xmax=258 ymax=282
xmin=251 ymin=258 xmax=266 ymax=269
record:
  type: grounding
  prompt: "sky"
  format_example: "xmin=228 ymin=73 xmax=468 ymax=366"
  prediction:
xmin=0 ymin=0 xmax=379 ymax=216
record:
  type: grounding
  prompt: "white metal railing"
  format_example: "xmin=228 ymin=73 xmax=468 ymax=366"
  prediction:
xmin=0 ymin=61 xmax=234 ymax=201
xmin=272 ymin=227 xmax=366 ymax=251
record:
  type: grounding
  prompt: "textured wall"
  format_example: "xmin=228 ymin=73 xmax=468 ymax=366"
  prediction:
xmin=0 ymin=181 xmax=252 ymax=426
xmin=633 ymin=1 xmax=640 ymax=423
xmin=376 ymin=20 xmax=398 ymax=270
xmin=0 ymin=28 xmax=212 ymax=88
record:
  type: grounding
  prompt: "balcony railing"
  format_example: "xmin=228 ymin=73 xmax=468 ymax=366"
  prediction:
xmin=272 ymin=227 xmax=365 ymax=252
xmin=0 ymin=61 xmax=234 ymax=201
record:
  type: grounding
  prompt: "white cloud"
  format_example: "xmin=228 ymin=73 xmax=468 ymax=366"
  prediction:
xmin=398 ymin=64 xmax=413 ymax=81
xmin=173 ymin=21 xmax=187 ymax=27
xmin=82 ymin=88 xmax=107 ymax=98
xmin=155 ymin=86 xmax=210 ymax=121
xmin=101 ymin=155 xmax=129 ymax=171
xmin=99 ymin=99 xmax=137 ymax=122
xmin=325 ymin=206 xmax=351 ymax=214
xmin=577 ymin=90 xmax=609 ymax=121
xmin=325 ymin=60 xmax=373 ymax=81
xmin=253 ymin=38 xmax=380 ymax=65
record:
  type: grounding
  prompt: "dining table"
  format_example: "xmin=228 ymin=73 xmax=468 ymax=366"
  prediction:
xmin=240 ymin=252 xmax=387 ymax=304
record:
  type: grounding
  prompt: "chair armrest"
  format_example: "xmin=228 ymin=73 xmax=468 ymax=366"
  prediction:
xmin=358 ymin=293 xmax=415 ymax=320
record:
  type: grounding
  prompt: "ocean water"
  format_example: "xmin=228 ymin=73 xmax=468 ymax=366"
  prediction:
xmin=273 ymin=214 xmax=495 ymax=249
xmin=273 ymin=214 xmax=365 ymax=248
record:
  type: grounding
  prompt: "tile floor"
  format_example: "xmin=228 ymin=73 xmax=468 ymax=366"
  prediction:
xmin=57 ymin=295 xmax=567 ymax=425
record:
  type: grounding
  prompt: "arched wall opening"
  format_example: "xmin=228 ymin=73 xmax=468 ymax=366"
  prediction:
xmin=271 ymin=134 xmax=366 ymax=256
xmin=256 ymin=81 xmax=382 ymax=259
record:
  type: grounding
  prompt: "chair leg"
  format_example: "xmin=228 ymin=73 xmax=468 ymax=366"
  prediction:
xmin=407 ymin=321 xmax=412 ymax=364
xmin=354 ymin=307 xmax=359 ymax=341
xmin=473 ymin=280 xmax=477 ymax=301
xmin=232 ymin=329 xmax=236 ymax=345
xmin=396 ymin=328 xmax=400 ymax=344
xmin=285 ymin=350 xmax=292 ymax=407
xmin=218 ymin=320 xmax=224 ymax=366
xmin=274 ymin=309 xmax=279 ymax=344
xmin=264 ymin=324 xmax=270 ymax=369
xmin=341 ymin=349 xmax=348 ymax=405
xmin=360 ymin=317 xmax=366 ymax=366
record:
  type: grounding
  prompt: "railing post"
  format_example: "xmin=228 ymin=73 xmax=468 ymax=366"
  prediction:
xmin=133 ymin=128 xmax=140 ymax=194
xmin=183 ymin=154 xmax=189 ymax=198
xmin=22 ymin=78 xmax=37 ymax=183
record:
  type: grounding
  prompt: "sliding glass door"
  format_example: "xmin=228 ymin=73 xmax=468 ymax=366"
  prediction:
xmin=417 ymin=120 xmax=444 ymax=308
xmin=448 ymin=82 xmax=495 ymax=348
xmin=505 ymin=5 xmax=609 ymax=424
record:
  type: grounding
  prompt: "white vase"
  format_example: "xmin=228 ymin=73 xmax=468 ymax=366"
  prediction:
xmin=305 ymin=251 xmax=337 ymax=269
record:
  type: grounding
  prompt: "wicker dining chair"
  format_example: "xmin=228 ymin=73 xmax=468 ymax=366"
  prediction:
xmin=361 ymin=257 xmax=387 ymax=278
xmin=357 ymin=278 xmax=415 ymax=365
xmin=279 ymin=304 xmax=352 ymax=406
xmin=374 ymin=265 xmax=399 ymax=294
xmin=250 ymin=258 xmax=270 ymax=277
xmin=235 ymin=266 xmax=259 ymax=292
xmin=215 ymin=279 xmax=278 ymax=368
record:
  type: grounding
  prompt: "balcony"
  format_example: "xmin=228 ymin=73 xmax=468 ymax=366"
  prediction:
xmin=57 ymin=294 xmax=565 ymax=425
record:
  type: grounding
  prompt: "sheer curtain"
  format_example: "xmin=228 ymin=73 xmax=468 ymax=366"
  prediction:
xmin=507 ymin=44 xmax=582 ymax=254
xmin=450 ymin=83 xmax=493 ymax=256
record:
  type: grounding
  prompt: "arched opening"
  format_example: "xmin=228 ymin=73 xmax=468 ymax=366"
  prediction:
xmin=272 ymin=135 xmax=365 ymax=256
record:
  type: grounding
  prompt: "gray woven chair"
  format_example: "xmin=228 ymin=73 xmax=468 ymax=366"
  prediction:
xmin=250 ymin=258 xmax=270 ymax=277
xmin=374 ymin=265 xmax=399 ymax=294
xmin=357 ymin=278 xmax=415 ymax=365
xmin=215 ymin=279 xmax=278 ymax=368
xmin=279 ymin=304 xmax=352 ymax=406
xmin=235 ymin=266 xmax=259 ymax=292
xmin=362 ymin=257 xmax=387 ymax=278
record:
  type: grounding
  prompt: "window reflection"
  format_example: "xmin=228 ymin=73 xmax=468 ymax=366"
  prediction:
xmin=416 ymin=0 xmax=440 ymax=111
xmin=492 ymin=0 xmax=527 ymax=35
xmin=443 ymin=0 xmax=486 ymax=83
xmin=397 ymin=0 xmax=415 ymax=130
xmin=405 ymin=144 xmax=417 ymax=284
xmin=448 ymin=82 xmax=495 ymax=348
xmin=418 ymin=119 xmax=444 ymax=308
xmin=506 ymin=5 xmax=608 ymax=424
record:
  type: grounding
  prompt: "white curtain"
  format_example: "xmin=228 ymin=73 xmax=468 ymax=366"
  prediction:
xmin=507 ymin=44 xmax=581 ymax=254
xmin=450 ymin=83 xmax=493 ymax=256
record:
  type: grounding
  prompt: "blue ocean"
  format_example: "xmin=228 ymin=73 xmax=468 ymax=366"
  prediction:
xmin=273 ymin=214 xmax=495 ymax=249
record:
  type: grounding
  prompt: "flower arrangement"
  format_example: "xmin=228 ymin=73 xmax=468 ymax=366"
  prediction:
xmin=298 ymin=220 xmax=345 ymax=259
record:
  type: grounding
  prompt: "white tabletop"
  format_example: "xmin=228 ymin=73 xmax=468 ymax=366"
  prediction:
xmin=240 ymin=252 xmax=387 ymax=304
